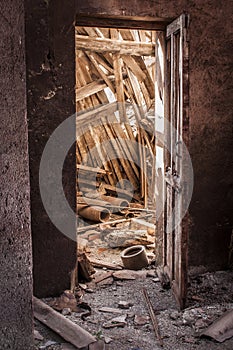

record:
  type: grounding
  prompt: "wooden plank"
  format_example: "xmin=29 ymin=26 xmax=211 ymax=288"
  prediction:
xmin=88 ymin=124 xmax=115 ymax=186
xmin=122 ymin=55 xmax=146 ymax=81
xmin=107 ymin=119 xmax=140 ymax=179
xmin=76 ymin=79 xmax=107 ymax=101
xmin=76 ymin=102 xmax=118 ymax=125
xmin=87 ymin=53 xmax=115 ymax=93
xmin=142 ymin=288 xmax=164 ymax=347
xmin=33 ymin=297 xmax=96 ymax=349
xmin=77 ymin=217 xmax=133 ymax=233
xmin=77 ymin=164 xmax=112 ymax=175
xmin=133 ymin=56 xmax=155 ymax=99
xmin=75 ymin=16 xmax=168 ymax=31
xmin=103 ymin=120 xmax=139 ymax=189
xmin=111 ymin=53 xmax=135 ymax=141
xmin=89 ymin=258 xmax=122 ymax=270
xmin=76 ymin=35 xmax=155 ymax=56
xmin=96 ymin=122 xmax=123 ymax=185
xmin=88 ymin=52 xmax=114 ymax=74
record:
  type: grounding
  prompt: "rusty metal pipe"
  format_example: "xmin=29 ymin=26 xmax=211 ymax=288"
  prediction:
xmin=77 ymin=204 xmax=110 ymax=223
xmin=100 ymin=195 xmax=129 ymax=213
xmin=78 ymin=197 xmax=112 ymax=210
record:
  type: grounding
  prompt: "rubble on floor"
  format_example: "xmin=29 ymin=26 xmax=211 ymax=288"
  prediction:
xmin=34 ymin=270 xmax=233 ymax=350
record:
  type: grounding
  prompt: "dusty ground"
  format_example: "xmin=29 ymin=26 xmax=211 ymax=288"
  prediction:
xmin=35 ymin=269 xmax=233 ymax=350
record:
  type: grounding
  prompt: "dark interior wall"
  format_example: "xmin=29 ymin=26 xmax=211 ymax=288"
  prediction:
xmin=25 ymin=0 xmax=77 ymax=297
xmin=0 ymin=1 xmax=34 ymax=349
xmin=77 ymin=0 xmax=233 ymax=269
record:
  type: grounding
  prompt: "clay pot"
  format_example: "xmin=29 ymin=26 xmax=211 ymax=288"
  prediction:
xmin=121 ymin=245 xmax=148 ymax=270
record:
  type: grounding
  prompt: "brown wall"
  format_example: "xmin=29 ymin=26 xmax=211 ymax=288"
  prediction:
xmin=0 ymin=1 xmax=34 ymax=348
xmin=25 ymin=0 xmax=77 ymax=297
xmin=77 ymin=0 xmax=233 ymax=269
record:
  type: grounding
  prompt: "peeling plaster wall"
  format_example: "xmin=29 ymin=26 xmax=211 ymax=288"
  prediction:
xmin=25 ymin=0 xmax=77 ymax=297
xmin=0 ymin=1 xmax=34 ymax=349
xmin=77 ymin=0 xmax=233 ymax=269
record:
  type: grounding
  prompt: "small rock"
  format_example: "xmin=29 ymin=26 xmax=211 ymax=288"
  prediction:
xmin=170 ymin=311 xmax=180 ymax=320
xmin=103 ymin=315 xmax=127 ymax=328
xmin=146 ymin=270 xmax=157 ymax=278
xmin=79 ymin=283 xmax=87 ymax=290
xmin=98 ymin=277 xmax=114 ymax=287
xmin=34 ymin=330 xmax=44 ymax=341
xmin=152 ymin=277 xmax=160 ymax=283
xmin=94 ymin=271 xmax=113 ymax=284
xmin=62 ymin=308 xmax=72 ymax=316
xmin=99 ymin=307 xmax=122 ymax=314
xmin=113 ymin=270 xmax=147 ymax=280
xmin=134 ymin=314 xmax=149 ymax=326
xmin=118 ymin=301 xmax=132 ymax=309
xmin=104 ymin=336 xmax=113 ymax=344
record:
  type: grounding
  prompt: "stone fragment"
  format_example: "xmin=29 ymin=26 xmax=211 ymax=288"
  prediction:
xmin=94 ymin=271 xmax=113 ymax=284
xmin=152 ymin=277 xmax=160 ymax=283
xmin=98 ymin=277 xmax=114 ymax=287
xmin=106 ymin=229 xmax=154 ymax=248
xmin=99 ymin=307 xmax=123 ymax=314
xmin=103 ymin=315 xmax=127 ymax=328
xmin=134 ymin=314 xmax=149 ymax=326
xmin=104 ymin=336 xmax=113 ymax=344
xmin=113 ymin=270 xmax=147 ymax=280
xmin=146 ymin=270 xmax=157 ymax=278
xmin=118 ymin=301 xmax=132 ymax=309
xmin=170 ymin=311 xmax=180 ymax=320
xmin=34 ymin=329 xmax=44 ymax=341
xmin=79 ymin=283 xmax=87 ymax=290
xmin=62 ymin=308 xmax=72 ymax=316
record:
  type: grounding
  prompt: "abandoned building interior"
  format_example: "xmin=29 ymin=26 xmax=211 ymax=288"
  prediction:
xmin=0 ymin=1 xmax=232 ymax=350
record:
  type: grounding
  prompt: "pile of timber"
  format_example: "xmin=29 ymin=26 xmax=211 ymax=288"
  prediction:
xmin=77 ymin=193 xmax=146 ymax=225
xmin=76 ymin=27 xmax=159 ymax=207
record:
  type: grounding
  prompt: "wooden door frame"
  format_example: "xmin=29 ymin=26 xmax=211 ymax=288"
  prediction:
xmin=76 ymin=13 xmax=190 ymax=309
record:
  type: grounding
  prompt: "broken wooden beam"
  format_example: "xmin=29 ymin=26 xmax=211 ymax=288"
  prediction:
xmin=77 ymin=217 xmax=132 ymax=233
xmin=89 ymin=258 xmax=123 ymax=270
xmin=142 ymin=288 xmax=164 ymax=347
xmin=33 ymin=297 xmax=96 ymax=349
xmin=76 ymin=35 xmax=155 ymax=56
xmin=77 ymin=164 xmax=112 ymax=175
xmin=78 ymin=251 xmax=95 ymax=282
xmin=76 ymin=79 xmax=107 ymax=101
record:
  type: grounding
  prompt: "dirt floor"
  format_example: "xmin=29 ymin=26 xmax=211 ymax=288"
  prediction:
xmin=34 ymin=268 xmax=233 ymax=350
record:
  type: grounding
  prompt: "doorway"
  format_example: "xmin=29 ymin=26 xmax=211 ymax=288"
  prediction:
xmin=75 ymin=15 xmax=190 ymax=310
xmin=75 ymin=24 xmax=159 ymax=280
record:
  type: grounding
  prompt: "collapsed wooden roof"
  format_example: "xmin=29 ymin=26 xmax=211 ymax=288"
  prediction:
xmin=75 ymin=27 xmax=158 ymax=207
xmin=75 ymin=27 xmax=156 ymax=111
